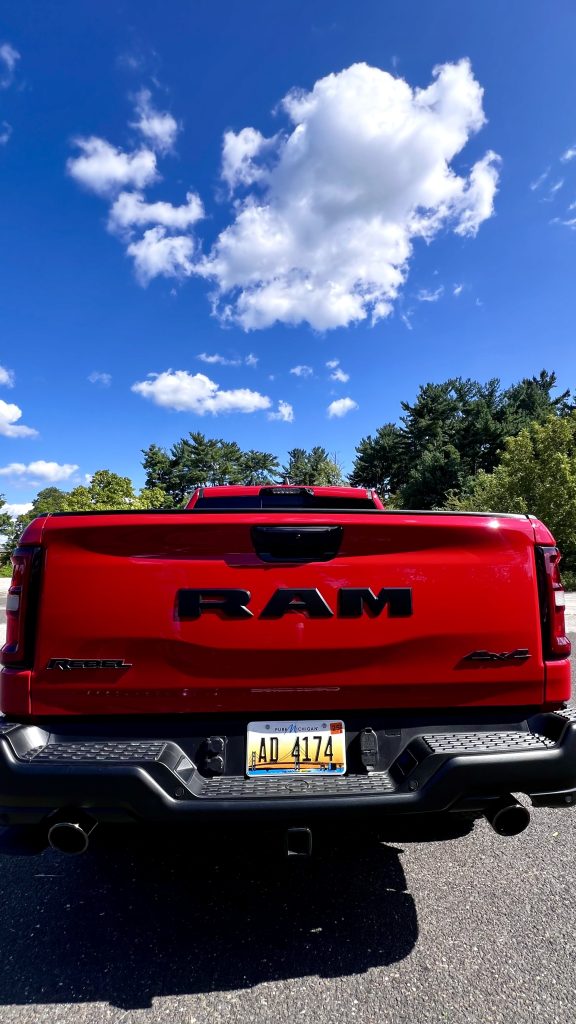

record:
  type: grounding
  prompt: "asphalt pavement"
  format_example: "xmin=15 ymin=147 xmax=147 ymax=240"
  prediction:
xmin=0 ymin=579 xmax=573 ymax=1022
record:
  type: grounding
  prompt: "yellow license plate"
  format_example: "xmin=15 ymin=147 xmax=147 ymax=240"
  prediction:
xmin=246 ymin=720 xmax=346 ymax=776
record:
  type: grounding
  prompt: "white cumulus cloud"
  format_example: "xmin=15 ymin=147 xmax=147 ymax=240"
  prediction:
xmin=268 ymin=400 xmax=294 ymax=422
xmin=132 ymin=88 xmax=179 ymax=153
xmin=0 ymin=43 xmax=19 ymax=88
xmin=0 ymin=461 xmax=78 ymax=482
xmin=4 ymin=502 xmax=33 ymax=519
xmin=290 ymin=365 xmax=313 ymax=378
xmin=69 ymin=59 xmax=499 ymax=318
xmin=0 ymin=365 xmax=14 ymax=387
xmin=221 ymin=127 xmax=276 ymax=191
xmin=0 ymin=400 xmax=37 ymax=438
xmin=132 ymin=369 xmax=272 ymax=415
xmin=126 ymin=227 xmax=195 ymax=285
xmin=108 ymin=190 xmax=204 ymax=234
xmin=327 ymin=397 xmax=358 ymax=418
xmin=197 ymin=59 xmax=500 ymax=330
xmin=67 ymin=137 xmax=158 ymax=197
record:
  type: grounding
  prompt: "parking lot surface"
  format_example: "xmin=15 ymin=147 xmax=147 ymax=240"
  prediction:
xmin=0 ymin=580 xmax=573 ymax=1022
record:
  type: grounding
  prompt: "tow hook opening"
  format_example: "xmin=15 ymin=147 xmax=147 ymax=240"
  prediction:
xmin=484 ymin=796 xmax=530 ymax=837
xmin=285 ymin=827 xmax=313 ymax=858
xmin=47 ymin=811 xmax=98 ymax=855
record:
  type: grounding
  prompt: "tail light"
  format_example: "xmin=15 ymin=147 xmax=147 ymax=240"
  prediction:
xmin=1 ymin=546 xmax=42 ymax=668
xmin=536 ymin=546 xmax=571 ymax=659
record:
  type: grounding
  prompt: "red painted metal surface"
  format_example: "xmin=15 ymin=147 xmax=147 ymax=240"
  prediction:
xmin=3 ymin=493 xmax=569 ymax=716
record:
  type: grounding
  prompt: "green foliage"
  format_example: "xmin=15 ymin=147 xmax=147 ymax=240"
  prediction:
xmin=29 ymin=487 xmax=69 ymax=515
xmin=0 ymin=494 xmax=12 ymax=541
xmin=0 ymin=490 xmax=31 ymax=569
xmin=142 ymin=432 xmax=281 ymax=503
xmin=351 ymin=370 xmax=572 ymax=509
xmin=349 ymin=423 xmax=406 ymax=496
xmin=282 ymin=447 xmax=344 ymax=485
xmin=0 ymin=516 xmax=29 ymax=568
xmin=242 ymin=450 xmax=282 ymax=485
xmin=402 ymin=443 xmax=465 ymax=510
xmin=448 ymin=414 xmax=576 ymax=574
xmin=62 ymin=470 xmax=171 ymax=512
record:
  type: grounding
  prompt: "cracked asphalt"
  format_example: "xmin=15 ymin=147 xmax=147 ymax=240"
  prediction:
xmin=0 ymin=581 xmax=573 ymax=1022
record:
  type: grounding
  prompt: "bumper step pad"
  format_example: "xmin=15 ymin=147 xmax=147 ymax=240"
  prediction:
xmin=424 ymin=730 xmax=555 ymax=754
xmin=196 ymin=772 xmax=396 ymax=799
xmin=22 ymin=740 xmax=167 ymax=763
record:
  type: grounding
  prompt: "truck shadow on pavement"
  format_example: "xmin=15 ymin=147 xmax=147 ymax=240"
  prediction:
xmin=0 ymin=816 xmax=472 ymax=1010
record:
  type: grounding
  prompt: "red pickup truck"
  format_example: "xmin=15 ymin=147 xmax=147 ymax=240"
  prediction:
xmin=1 ymin=485 xmax=575 ymax=855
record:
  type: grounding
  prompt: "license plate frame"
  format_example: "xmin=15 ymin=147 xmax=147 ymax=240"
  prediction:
xmin=246 ymin=719 xmax=346 ymax=777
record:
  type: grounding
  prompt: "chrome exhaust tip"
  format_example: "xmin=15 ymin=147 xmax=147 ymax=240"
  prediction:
xmin=47 ymin=814 xmax=97 ymax=855
xmin=485 ymin=796 xmax=530 ymax=837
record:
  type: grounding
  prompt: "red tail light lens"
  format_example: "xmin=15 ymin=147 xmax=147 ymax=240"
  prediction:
xmin=1 ymin=546 xmax=41 ymax=668
xmin=536 ymin=546 xmax=571 ymax=659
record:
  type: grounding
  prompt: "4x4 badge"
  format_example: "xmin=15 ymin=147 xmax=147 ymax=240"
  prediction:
xmin=464 ymin=649 xmax=530 ymax=662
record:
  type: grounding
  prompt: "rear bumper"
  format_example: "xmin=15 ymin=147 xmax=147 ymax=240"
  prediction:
xmin=0 ymin=706 xmax=575 ymax=826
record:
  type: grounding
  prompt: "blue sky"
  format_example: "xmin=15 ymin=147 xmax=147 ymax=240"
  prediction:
xmin=2 ymin=0 xmax=576 ymax=510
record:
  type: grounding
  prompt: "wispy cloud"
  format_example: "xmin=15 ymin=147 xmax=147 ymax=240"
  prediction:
xmin=326 ymin=359 xmax=349 ymax=382
xmin=197 ymin=352 xmax=259 ymax=368
xmin=290 ymin=365 xmax=313 ymax=378
xmin=530 ymin=167 xmax=550 ymax=191
xmin=542 ymin=179 xmax=564 ymax=202
xmin=198 ymin=352 xmax=241 ymax=367
xmin=88 ymin=371 xmax=112 ymax=387
xmin=0 ymin=365 xmax=14 ymax=387
xmin=0 ymin=43 xmax=20 ymax=89
xmin=561 ymin=146 xmax=576 ymax=163
xmin=417 ymin=286 xmax=444 ymax=303
xmin=453 ymin=283 xmax=463 ymax=296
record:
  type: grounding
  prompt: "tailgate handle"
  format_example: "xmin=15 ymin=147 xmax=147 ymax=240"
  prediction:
xmin=251 ymin=525 xmax=343 ymax=563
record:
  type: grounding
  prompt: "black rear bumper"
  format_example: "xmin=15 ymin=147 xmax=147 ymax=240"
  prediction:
xmin=0 ymin=706 xmax=575 ymax=826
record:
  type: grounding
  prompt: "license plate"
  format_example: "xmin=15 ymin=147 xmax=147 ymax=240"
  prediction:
xmin=246 ymin=720 xmax=346 ymax=776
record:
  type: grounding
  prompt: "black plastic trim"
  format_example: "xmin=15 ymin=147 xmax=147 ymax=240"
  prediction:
xmin=251 ymin=525 xmax=343 ymax=562
xmin=36 ymin=508 xmax=529 ymax=519
xmin=0 ymin=708 xmax=573 ymax=825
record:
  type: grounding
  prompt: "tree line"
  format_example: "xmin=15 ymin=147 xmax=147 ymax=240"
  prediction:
xmin=3 ymin=370 xmax=576 ymax=584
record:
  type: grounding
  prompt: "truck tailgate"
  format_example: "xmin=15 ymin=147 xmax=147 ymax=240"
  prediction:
xmin=29 ymin=511 xmax=545 ymax=715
